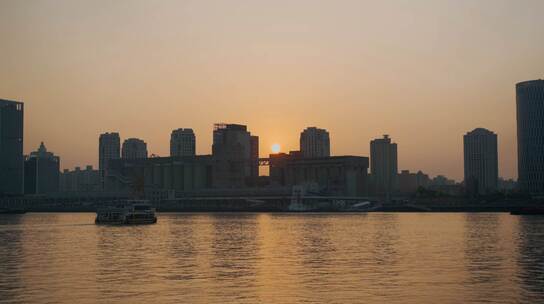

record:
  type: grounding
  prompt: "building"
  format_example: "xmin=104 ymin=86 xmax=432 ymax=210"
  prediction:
xmin=250 ymin=135 xmax=259 ymax=179
xmin=269 ymin=152 xmax=368 ymax=196
xmin=300 ymin=127 xmax=330 ymax=158
xmin=370 ymin=135 xmax=398 ymax=196
xmin=398 ymin=170 xmax=430 ymax=194
xmin=99 ymin=132 xmax=120 ymax=186
xmin=463 ymin=128 xmax=498 ymax=195
xmin=60 ymin=165 xmax=101 ymax=193
xmin=170 ymin=128 xmax=195 ymax=157
xmin=24 ymin=142 xmax=60 ymax=194
xmin=430 ymin=175 xmax=456 ymax=186
xmin=122 ymin=138 xmax=148 ymax=159
xmin=517 ymin=79 xmax=544 ymax=194
xmin=0 ymin=99 xmax=24 ymax=196
xmin=105 ymin=156 xmax=213 ymax=198
xmin=212 ymin=123 xmax=256 ymax=188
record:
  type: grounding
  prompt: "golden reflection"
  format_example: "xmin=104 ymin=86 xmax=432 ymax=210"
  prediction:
xmin=0 ymin=213 xmax=542 ymax=303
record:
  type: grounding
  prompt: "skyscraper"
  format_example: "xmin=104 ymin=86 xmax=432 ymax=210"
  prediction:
xmin=24 ymin=142 xmax=60 ymax=194
xmin=517 ymin=79 xmax=544 ymax=194
xmin=300 ymin=127 xmax=330 ymax=158
xmin=99 ymin=132 xmax=120 ymax=185
xmin=170 ymin=128 xmax=195 ymax=157
xmin=122 ymin=138 xmax=148 ymax=159
xmin=370 ymin=135 xmax=398 ymax=197
xmin=463 ymin=128 xmax=498 ymax=195
xmin=0 ymin=99 xmax=24 ymax=196
xmin=212 ymin=123 xmax=254 ymax=188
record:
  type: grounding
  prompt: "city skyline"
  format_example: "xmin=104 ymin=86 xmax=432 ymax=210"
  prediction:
xmin=1 ymin=90 xmax=530 ymax=182
xmin=2 ymin=1 xmax=544 ymax=180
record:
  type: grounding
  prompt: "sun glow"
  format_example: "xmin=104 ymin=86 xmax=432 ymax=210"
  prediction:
xmin=271 ymin=143 xmax=281 ymax=153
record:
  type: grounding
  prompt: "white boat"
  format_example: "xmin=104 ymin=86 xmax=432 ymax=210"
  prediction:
xmin=95 ymin=201 xmax=157 ymax=225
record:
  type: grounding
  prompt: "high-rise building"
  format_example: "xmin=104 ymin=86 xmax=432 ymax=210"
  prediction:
xmin=463 ymin=128 xmax=498 ymax=195
xmin=24 ymin=142 xmax=60 ymax=194
xmin=517 ymin=79 xmax=544 ymax=194
xmin=0 ymin=99 xmax=24 ymax=196
xmin=370 ymin=135 xmax=398 ymax=196
xmin=99 ymin=132 xmax=120 ymax=186
xmin=170 ymin=128 xmax=195 ymax=157
xmin=212 ymin=123 xmax=254 ymax=188
xmin=300 ymin=127 xmax=330 ymax=158
xmin=122 ymin=138 xmax=148 ymax=159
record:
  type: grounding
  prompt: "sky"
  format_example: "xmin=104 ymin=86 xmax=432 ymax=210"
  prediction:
xmin=1 ymin=0 xmax=543 ymax=180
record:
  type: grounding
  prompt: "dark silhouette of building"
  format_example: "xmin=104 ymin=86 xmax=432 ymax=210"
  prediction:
xmin=212 ymin=123 xmax=257 ymax=188
xmin=370 ymin=135 xmax=398 ymax=197
xmin=398 ymin=170 xmax=430 ymax=194
xmin=122 ymin=138 xmax=148 ymax=159
xmin=300 ymin=127 xmax=330 ymax=158
xmin=60 ymin=165 xmax=101 ymax=193
xmin=250 ymin=135 xmax=259 ymax=180
xmin=463 ymin=128 xmax=498 ymax=195
xmin=105 ymin=155 xmax=213 ymax=198
xmin=0 ymin=99 xmax=24 ymax=196
xmin=99 ymin=132 xmax=120 ymax=187
xmin=170 ymin=128 xmax=195 ymax=157
xmin=517 ymin=79 xmax=544 ymax=194
xmin=24 ymin=142 xmax=60 ymax=194
xmin=269 ymin=151 xmax=368 ymax=196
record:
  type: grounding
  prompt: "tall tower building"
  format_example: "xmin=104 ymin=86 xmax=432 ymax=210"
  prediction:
xmin=122 ymin=138 xmax=148 ymax=159
xmin=463 ymin=128 xmax=498 ymax=195
xmin=212 ymin=123 xmax=254 ymax=188
xmin=517 ymin=79 xmax=544 ymax=194
xmin=24 ymin=142 xmax=60 ymax=194
xmin=0 ymin=99 xmax=24 ymax=196
xmin=99 ymin=132 xmax=120 ymax=185
xmin=370 ymin=135 xmax=398 ymax=196
xmin=300 ymin=127 xmax=330 ymax=158
xmin=170 ymin=128 xmax=195 ymax=157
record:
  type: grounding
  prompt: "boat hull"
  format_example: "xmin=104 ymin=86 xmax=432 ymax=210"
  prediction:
xmin=95 ymin=217 xmax=157 ymax=225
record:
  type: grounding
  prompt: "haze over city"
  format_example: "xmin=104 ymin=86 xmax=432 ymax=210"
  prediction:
xmin=2 ymin=0 xmax=544 ymax=180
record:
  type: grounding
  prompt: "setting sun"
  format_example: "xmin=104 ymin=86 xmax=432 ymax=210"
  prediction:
xmin=271 ymin=143 xmax=281 ymax=153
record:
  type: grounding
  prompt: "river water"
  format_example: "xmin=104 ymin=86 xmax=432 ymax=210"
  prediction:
xmin=0 ymin=213 xmax=543 ymax=303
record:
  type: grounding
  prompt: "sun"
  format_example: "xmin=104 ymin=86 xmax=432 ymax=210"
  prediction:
xmin=271 ymin=143 xmax=281 ymax=153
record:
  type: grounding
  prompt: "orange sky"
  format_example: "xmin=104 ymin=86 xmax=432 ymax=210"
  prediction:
xmin=1 ymin=0 xmax=543 ymax=180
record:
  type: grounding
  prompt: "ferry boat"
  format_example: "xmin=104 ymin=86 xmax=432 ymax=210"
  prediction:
xmin=95 ymin=201 xmax=157 ymax=225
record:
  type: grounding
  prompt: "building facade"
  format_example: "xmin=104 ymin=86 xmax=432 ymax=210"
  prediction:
xmin=0 ymin=99 xmax=24 ymax=196
xmin=398 ymin=170 xmax=430 ymax=194
xmin=370 ymin=135 xmax=398 ymax=196
xmin=212 ymin=123 xmax=257 ymax=188
xmin=269 ymin=152 xmax=368 ymax=196
xmin=99 ymin=132 xmax=120 ymax=186
xmin=24 ymin=142 xmax=60 ymax=194
xmin=300 ymin=127 xmax=330 ymax=158
xmin=463 ymin=128 xmax=498 ymax=195
xmin=122 ymin=138 xmax=148 ymax=159
xmin=60 ymin=165 xmax=101 ymax=193
xmin=517 ymin=79 xmax=544 ymax=194
xmin=105 ymin=156 xmax=213 ymax=196
xmin=170 ymin=128 xmax=195 ymax=157
xmin=250 ymin=135 xmax=259 ymax=180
